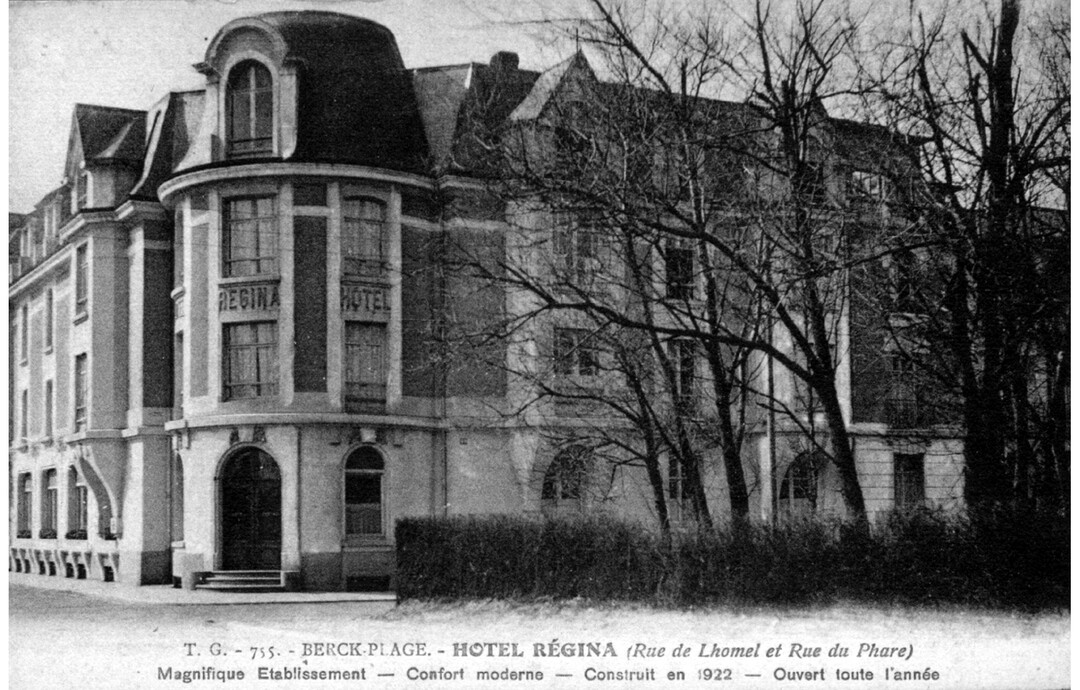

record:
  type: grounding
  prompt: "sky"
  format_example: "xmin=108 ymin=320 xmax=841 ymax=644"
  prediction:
xmin=7 ymin=0 xmax=572 ymax=213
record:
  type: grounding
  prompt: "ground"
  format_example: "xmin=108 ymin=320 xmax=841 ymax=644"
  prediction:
xmin=8 ymin=583 xmax=1069 ymax=689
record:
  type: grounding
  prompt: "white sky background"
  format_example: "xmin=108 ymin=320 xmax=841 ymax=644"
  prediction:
xmin=7 ymin=0 xmax=575 ymax=213
xmin=7 ymin=0 xmax=1064 ymax=213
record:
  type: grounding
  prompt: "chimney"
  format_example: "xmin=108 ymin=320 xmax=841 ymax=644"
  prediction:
xmin=490 ymin=51 xmax=519 ymax=72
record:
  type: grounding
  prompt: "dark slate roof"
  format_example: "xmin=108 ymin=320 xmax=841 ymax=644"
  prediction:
xmin=131 ymin=91 xmax=205 ymax=199
xmin=509 ymin=52 xmax=583 ymax=122
xmin=412 ymin=54 xmax=540 ymax=174
xmin=255 ymin=11 xmax=430 ymax=173
xmin=74 ymin=104 xmax=146 ymax=162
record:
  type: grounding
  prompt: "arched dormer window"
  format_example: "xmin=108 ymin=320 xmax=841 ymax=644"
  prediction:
xmin=227 ymin=61 xmax=273 ymax=157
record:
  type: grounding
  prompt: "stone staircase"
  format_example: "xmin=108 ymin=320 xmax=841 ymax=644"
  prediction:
xmin=195 ymin=570 xmax=290 ymax=592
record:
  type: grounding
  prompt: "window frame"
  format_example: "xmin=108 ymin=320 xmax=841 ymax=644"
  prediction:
xmin=19 ymin=389 xmax=28 ymax=440
xmin=553 ymin=327 xmax=600 ymax=378
xmin=222 ymin=196 xmax=278 ymax=278
xmin=222 ymin=321 xmax=279 ymax=400
xmin=43 ymin=379 xmax=54 ymax=438
xmin=76 ymin=171 xmax=90 ymax=210
xmin=848 ymin=169 xmax=893 ymax=203
xmin=344 ymin=446 xmax=385 ymax=539
xmin=344 ymin=322 xmax=387 ymax=405
xmin=664 ymin=240 xmax=695 ymax=300
xmin=44 ymin=288 xmax=54 ymax=351
xmin=19 ymin=304 xmax=28 ymax=363
xmin=553 ymin=224 xmax=598 ymax=284
xmin=341 ymin=197 xmax=387 ymax=279
xmin=668 ymin=339 xmax=697 ymax=412
xmin=75 ymin=243 xmax=89 ymax=316
xmin=779 ymin=453 xmax=820 ymax=517
xmin=68 ymin=466 xmax=89 ymax=539
xmin=894 ymin=453 xmax=926 ymax=511
xmin=226 ymin=61 xmax=274 ymax=158
xmin=41 ymin=469 xmax=58 ymax=538
xmin=17 ymin=474 xmax=33 ymax=537
xmin=541 ymin=445 xmax=589 ymax=512
xmin=74 ymin=353 xmax=88 ymax=431
xmin=667 ymin=455 xmax=690 ymax=522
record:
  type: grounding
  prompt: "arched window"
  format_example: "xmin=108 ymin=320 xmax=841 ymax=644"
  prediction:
xmin=226 ymin=61 xmax=273 ymax=157
xmin=778 ymin=453 xmax=820 ymax=518
xmin=542 ymin=445 xmax=589 ymax=509
xmin=345 ymin=447 xmax=384 ymax=537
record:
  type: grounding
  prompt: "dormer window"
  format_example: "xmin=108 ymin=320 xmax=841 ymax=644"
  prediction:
xmin=227 ymin=61 xmax=273 ymax=157
xmin=77 ymin=171 xmax=90 ymax=210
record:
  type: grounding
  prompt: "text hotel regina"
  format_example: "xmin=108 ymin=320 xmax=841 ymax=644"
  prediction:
xmin=9 ymin=11 xmax=963 ymax=590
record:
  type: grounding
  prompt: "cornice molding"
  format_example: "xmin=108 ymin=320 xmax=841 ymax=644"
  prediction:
xmin=158 ymin=162 xmax=436 ymax=206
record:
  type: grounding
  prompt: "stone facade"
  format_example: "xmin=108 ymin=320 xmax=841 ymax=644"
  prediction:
xmin=9 ymin=10 xmax=963 ymax=591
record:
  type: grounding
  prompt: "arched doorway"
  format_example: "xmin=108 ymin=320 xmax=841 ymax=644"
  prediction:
xmin=220 ymin=447 xmax=281 ymax=570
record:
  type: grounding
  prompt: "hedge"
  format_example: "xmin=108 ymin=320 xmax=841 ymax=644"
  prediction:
xmin=396 ymin=508 xmax=1068 ymax=610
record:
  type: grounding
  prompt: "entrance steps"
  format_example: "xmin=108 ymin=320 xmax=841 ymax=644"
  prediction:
xmin=195 ymin=570 xmax=291 ymax=592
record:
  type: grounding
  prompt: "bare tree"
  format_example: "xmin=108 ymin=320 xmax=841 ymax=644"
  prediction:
xmin=867 ymin=0 xmax=1070 ymax=506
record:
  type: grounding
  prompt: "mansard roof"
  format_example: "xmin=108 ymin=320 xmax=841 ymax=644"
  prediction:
xmin=200 ymin=10 xmax=430 ymax=173
xmin=71 ymin=104 xmax=146 ymax=164
xmin=412 ymin=53 xmax=541 ymax=174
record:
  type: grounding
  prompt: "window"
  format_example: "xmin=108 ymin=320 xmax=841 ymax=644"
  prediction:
xmin=173 ymin=333 xmax=184 ymax=418
xmin=344 ymin=323 xmax=387 ymax=404
xmin=554 ymin=328 xmax=599 ymax=377
xmin=668 ymin=339 xmax=696 ymax=412
xmin=17 ymin=474 xmax=32 ymax=537
xmin=226 ymin=61 xmax=273 ymax=157
xmin=668 ymin=456 xmax=690 ymax=521
xmin=68 ymin=467 xmax=89 ymax=539
xmin=223 ymin=322 xmax=278 ymax=399
xmin=886 ymin=353 xmax=919 ymax=428
xmin=44 ymin=202 xmax=59 ymax=250
xmin=31 ymin=226 xmax=43 ymax=264
xmin=77 ymin=171 xmax=90 ymax=210
xmin=20 ymin=304 xmax=28 ymax=362
xmin=223 ymin=197 xmax=277 ymax=277
xmin=665 ymin=240 xmax=694 ymax=299
xmin=41 ymin=469 xmax=58 ymax=538
xmin=848 ymin=170 xmax=892 ymax=202
xmin=779 ymin=453 xmax=819 ymax=518
xmin=20 ymin=389 xmax=28 ymax=440
xmin=553 ymin=224 xmax=597 ymax=284
xmin=541 ymin=445 xmax=589 ymax=509
xmin=342 ymin=198 xmax=386 ymax=278
xmin=174 ymin=208 xmax=184 ymax=288
xmin=45 ymin=288 xmax=53 ymax=350
xmin=894 ymin=453 xmax=925 ymax=510
xmin=74 ymin=354 xmax=88 ymax=431
xmin=892 ymin=249 xmax=919 ymax=313
xmin=552 ymin=100 xmax=590 ymax=164
xmin=795 ymin=161 xmax=827 ymax=204
xmin=44 ymin=380 xmax=53 ymax=437
xmin=345 ymin=447 xmax=384 ymax=537
xmin=75 ymin=243 xmax=89 ymax=315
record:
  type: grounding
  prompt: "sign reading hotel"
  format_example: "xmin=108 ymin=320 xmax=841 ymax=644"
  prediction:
xmin=341 ymin=283 xmax=390 ymax=321
xmin=219 ymin=282 xmax=281 ymax=313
